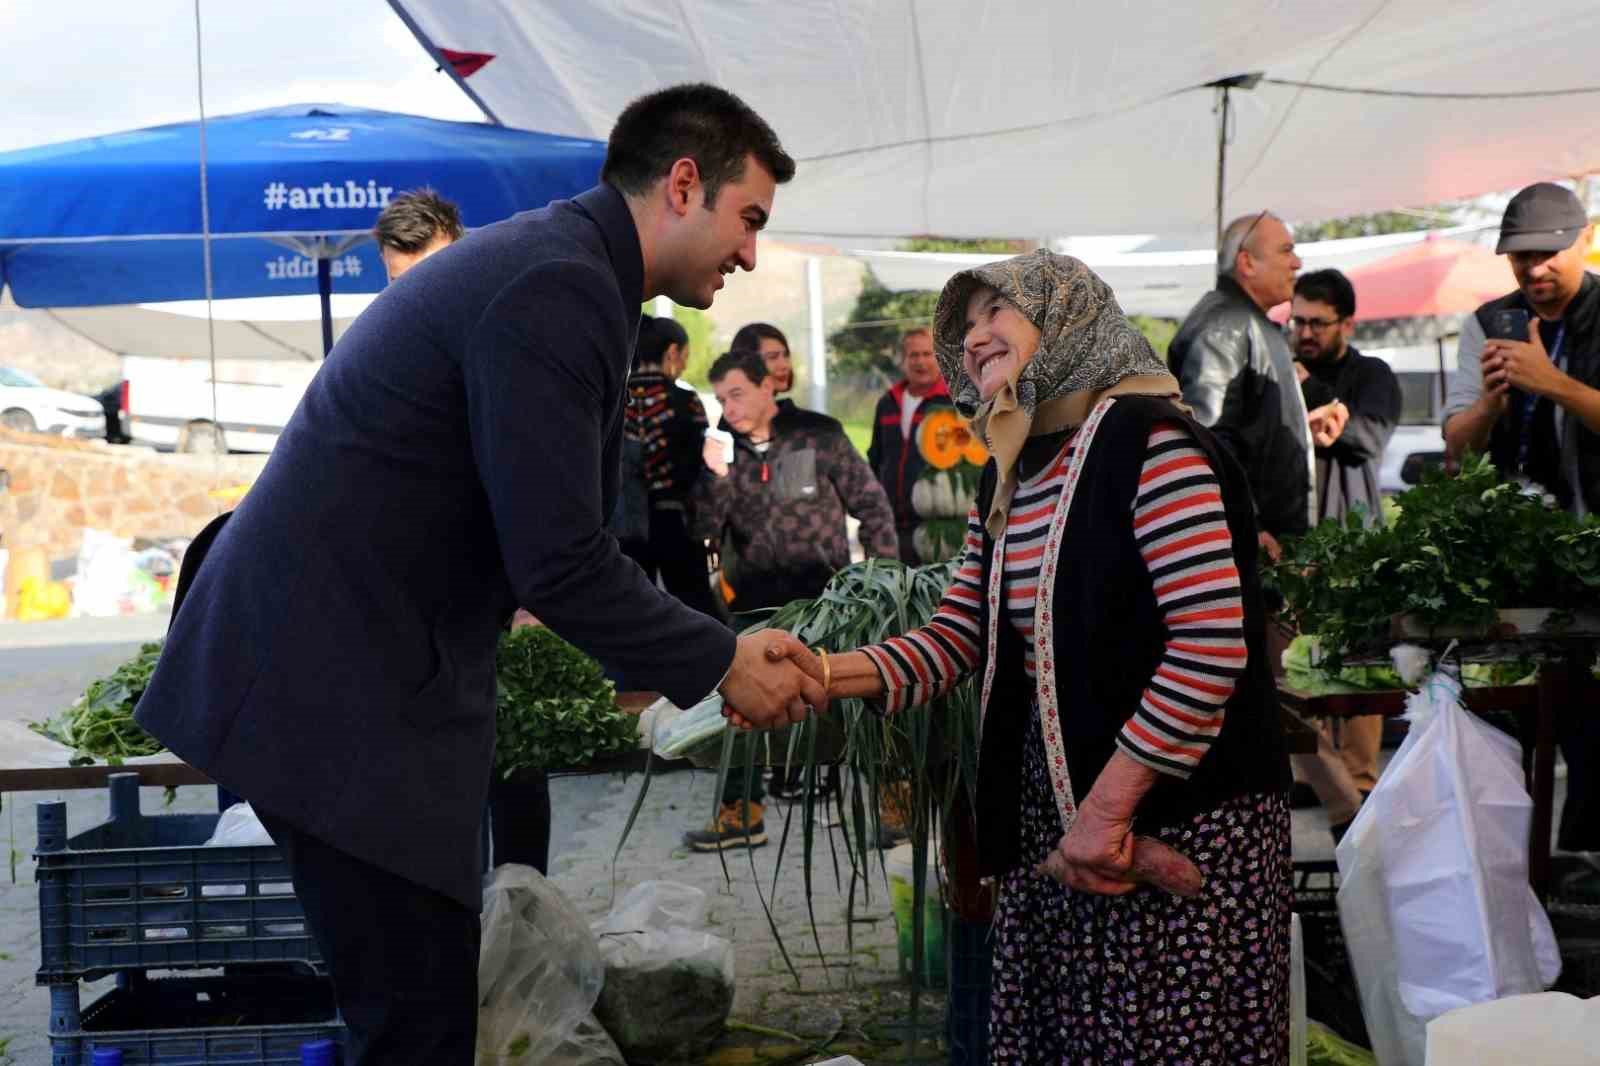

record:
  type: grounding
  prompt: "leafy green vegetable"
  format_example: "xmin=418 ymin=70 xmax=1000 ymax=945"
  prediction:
xmin=494 ymin=625 xmax=637 ymax=775
xmin=1269 ymin=455 xmax=1600 ymax=664
xmin=31 ymin=642 xmax=166 ymax=765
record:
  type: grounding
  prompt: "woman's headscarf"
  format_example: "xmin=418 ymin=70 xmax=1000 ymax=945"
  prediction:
xmin=932 ymin=250 xmax=1184 ymax=536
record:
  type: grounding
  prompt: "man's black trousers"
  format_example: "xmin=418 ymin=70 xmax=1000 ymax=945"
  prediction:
xmin=257 ymin=810 xmax=480 ymax=1065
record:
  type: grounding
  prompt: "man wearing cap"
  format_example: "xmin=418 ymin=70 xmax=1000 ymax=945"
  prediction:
xmin=1442 ymin=181 xmax=1600 ymax=869
xmin=1443 ymin=182 xmax=1600 ymax=516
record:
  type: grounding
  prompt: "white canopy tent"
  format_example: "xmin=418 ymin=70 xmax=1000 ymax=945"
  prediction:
xmin=388 ymin=0 xmax=1600 ymax=240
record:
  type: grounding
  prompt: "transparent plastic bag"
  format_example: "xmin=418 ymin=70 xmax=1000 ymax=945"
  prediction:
xmin=204 ymin=802 xmax=274 ymax=846
xmin=591 ymin=881 xmax=734 ymax=1060
xmin=477 ymin=864 xmax=605 ymax=1066
xmin=547 ymin=1013 xmax=625 ymax=1066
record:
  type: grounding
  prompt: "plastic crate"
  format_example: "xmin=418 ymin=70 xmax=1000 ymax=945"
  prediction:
xmin=36 ymin=774 xmax=322 ymax=983
xmin=943 ymin=916 xmax=991 ymax=1066
xmin=48 ymin=971 xmax=344 ymax=1065
xmin=1291 ymin=859 xmax=1370 ymax=1050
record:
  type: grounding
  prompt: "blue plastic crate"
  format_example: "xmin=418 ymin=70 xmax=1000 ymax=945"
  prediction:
xmin=48 ymin=971 xmax=345 ymax=1065
xmin=36 ymin=774 xmax=322 ymax=983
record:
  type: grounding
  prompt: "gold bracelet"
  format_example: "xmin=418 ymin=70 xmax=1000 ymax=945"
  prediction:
xmin=816 ymin=647 xmax=832 ymax=697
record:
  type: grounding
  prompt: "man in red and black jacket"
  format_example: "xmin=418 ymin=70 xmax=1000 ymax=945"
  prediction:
xmin=867 ymin=327 xmax=955 ymax=562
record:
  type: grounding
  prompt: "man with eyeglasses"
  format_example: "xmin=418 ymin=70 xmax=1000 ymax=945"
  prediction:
xmin=1290 ymin=269 xmax=1401 ymax=528
xmin=1285 ymin=269 xmax=1401 ymax=843
xmin=1170 ymin=210 xmax=1315 ymax=561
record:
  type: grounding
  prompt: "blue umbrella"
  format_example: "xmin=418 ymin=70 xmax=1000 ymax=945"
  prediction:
xmin=0 ymin=103 xmax=605 ymax=353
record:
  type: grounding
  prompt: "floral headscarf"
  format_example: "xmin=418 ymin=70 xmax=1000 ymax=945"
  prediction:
xmin=932 ymin=250 xmax=1183 ymax=535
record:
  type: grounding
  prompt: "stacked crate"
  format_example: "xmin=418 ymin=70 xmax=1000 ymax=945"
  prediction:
xmin=36 ymin=774 xmax=345 ymax=1064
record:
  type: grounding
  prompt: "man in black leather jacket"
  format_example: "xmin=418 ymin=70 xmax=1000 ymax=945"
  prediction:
xmin=1169 ymin=210 xmax=1316 ymax=559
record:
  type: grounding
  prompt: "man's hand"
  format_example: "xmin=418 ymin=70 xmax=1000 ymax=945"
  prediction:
xmin=1295 ymin=360 xmax=1310 ymax=384
xmin=717 ymin=631 xmax=826 ymax=730
xmin=1307 ymin=400 xmax=1349 ymax=448
xmin=1258 ymin=530 xmax=1283 ymax=563
xmin=703 ymin=437 xmax=730 ymax=478
xmin=1483 ymin=327 xmax=1569 ymax=401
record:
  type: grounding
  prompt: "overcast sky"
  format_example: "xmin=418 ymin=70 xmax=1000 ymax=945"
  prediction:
xmin=0 ymin=1 xmax=484 ymax=153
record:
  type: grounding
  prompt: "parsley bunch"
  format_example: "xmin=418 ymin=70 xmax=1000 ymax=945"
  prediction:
xmin=1269 ymin=455 xmax=1600 ymax=662
xmin=494 ymin=625 xmax=637 ymax=775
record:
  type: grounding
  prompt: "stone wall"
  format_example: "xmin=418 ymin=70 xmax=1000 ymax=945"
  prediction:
xmin=0 ymin=429 xmax=266 ymax=562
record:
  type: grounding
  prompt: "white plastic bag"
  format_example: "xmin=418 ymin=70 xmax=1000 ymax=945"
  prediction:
xmin=205 ymin=803 xmax=275 ymax=846
xmin=1337 ymin=663 xmax=1560 ymax=1063
xmin=591 ymin=881 xmax=734 ymax=1060
xmin=1289 ymin=913 xmax=1307 ymax=1066
xmin=650 ymin=694 xmax=728 ymax=758
xmin=1337 ymin=800 xmax=1426 ymax=1065
xmin=477 ymin=864 xmax=605 ymax=1066
xmin=74 ymin=528 xmax=135 ymax=617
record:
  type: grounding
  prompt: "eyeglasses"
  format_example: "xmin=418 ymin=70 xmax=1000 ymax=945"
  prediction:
xmin=1237 ymin=209 xmax=1271 ymax=256
xmin=1287 ymin=315 xmax=1345 ymax=333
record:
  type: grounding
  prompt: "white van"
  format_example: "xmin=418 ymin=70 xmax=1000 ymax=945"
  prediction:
xmin=120 ymin=354 xmax=319 ymax=453
xmin=1369 ymin=342 xmax=1453 ymax=493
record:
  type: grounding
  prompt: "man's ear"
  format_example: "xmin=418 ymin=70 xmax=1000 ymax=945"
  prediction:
xmin=664 ymin=158 xmax=702 ymax=217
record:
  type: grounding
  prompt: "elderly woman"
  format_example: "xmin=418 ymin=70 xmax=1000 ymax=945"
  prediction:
xmin=739 ymin=252 xmax=1292 ymax=1061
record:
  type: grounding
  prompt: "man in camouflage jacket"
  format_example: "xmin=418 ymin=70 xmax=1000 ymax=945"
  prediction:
xmin=694 ymin=348 xmax=898 ymax=614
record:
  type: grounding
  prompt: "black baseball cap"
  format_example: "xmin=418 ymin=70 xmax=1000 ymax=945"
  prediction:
xmin=1496 ymin=182 xmax=1590 ymax=254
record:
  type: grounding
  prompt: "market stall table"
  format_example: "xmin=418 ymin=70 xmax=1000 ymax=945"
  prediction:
xmin=0 ymin=691 xmax=675 ymax=805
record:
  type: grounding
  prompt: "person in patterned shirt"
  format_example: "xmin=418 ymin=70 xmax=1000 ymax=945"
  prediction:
xmin=685 ymin=346 xmax=898 ymax=850
xmin=727 ymin=252 xmax=1292 ymax=1062
xmin=620 ymin=315 xmax=720 ymax=617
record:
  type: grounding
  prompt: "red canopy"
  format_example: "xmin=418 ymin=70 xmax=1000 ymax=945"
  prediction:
xmin=1343 ymin=238 xmax=1510 ymax=322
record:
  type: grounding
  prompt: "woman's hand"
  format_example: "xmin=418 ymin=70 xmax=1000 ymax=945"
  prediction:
xmin=1036 ymin=810 xmax=1204 ymax=898
xmin=1038 ymin=798 xmax=1139 ymax=895
xmin=723 ymin=646 xmax=887 ymax=730
xmin=1034 ymin=750 xmax=1204 ymax=897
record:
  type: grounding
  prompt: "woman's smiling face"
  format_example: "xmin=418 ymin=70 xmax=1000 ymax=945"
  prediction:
xmin=962 ymin=285 xmax=1042 ymax=401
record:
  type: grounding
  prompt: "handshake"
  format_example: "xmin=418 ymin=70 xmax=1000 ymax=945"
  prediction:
xmin=715 ymin=631 xmax=829 ymax=731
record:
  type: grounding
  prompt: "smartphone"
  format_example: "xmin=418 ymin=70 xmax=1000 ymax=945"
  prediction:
xmin=1484 ymin=308 xmax=1530 ymax=342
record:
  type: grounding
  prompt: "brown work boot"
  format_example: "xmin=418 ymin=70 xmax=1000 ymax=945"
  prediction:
xmin=683 ymin=801 xmax=768 ymax=851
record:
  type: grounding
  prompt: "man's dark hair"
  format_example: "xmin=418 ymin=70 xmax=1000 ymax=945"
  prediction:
xmin=730 ymin=321 xmax=789 ymax=355
xmin=708 ymin=348 xmax=769 ymax=386
xmin=1293 ymin=268 xmax=1357 ymax=320
xmin=632 ymin=315 xmax=691 ymax=370
xmin=373 ymin=188 xmax=464 ymax=252
xmin=602 ymin=83 xmax=796 ymax=207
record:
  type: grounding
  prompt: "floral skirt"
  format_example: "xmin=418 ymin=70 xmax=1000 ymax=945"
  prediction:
xmin=989 ymin=711 xmax=1292 ymax=1065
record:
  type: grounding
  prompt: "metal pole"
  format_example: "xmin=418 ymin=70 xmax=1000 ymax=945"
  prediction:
xmin=806 ymin=257 xmax=827 ymax=413
xmin=1215 ymin=85 xmax=1230 ymax=252
xmin=318 ymin=257 xmax=334 ymax=357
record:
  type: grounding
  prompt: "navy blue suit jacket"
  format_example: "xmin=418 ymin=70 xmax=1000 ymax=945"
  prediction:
xmin=136 ymin=186 xmax=736 ymax=906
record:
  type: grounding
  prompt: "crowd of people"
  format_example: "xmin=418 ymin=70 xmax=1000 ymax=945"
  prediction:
xmin=133 ymin=73 xmax=1600 ymax=1064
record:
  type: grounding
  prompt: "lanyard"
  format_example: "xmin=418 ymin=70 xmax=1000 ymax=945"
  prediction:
xmin=1516 ymin=323 xmax=1565 ymax=474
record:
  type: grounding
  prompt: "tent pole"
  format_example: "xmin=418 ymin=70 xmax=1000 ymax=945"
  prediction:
xmin=1215 ymin=85 xmax=1230 ymax=251
xmin=806 ymin=257 xmax=827 ymax=414
xmin=318 ymin=257 xmax=334 ymax=357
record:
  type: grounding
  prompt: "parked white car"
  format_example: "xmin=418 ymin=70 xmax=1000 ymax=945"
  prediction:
xmin=0 ymin=366 xmax=107 ymax=439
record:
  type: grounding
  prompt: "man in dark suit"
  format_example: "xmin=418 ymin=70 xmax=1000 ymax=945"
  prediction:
xmin=135 ymin=84 xmax=823 ymax=1065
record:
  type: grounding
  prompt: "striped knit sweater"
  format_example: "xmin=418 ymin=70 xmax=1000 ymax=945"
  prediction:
xmin=860 ymin=420 xmax=1246 ymax=778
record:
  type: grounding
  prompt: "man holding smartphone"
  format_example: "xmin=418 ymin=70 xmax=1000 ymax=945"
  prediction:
xmin=1443 ymin=182 xmax=1600 ymax=516
xmin=1442 ymin=181 xmax=1600 ymax=875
